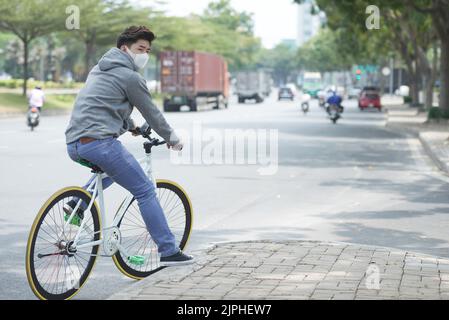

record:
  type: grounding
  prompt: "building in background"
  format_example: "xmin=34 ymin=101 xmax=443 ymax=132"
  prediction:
xmin=296 ymin=0 xmax=322 ymax=47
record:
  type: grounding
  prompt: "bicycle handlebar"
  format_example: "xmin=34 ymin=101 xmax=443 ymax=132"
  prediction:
xmin=129 ymin=126 xmax=167 ymax=147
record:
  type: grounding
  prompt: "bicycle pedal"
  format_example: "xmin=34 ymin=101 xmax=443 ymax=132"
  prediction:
xmin=128 ymin=255 xmax=146 ymax=266
xmin=64 ymin=213 xmax=82 ymax=227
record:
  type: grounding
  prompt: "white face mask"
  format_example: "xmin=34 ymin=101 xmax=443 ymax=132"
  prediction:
xmin=126 ymin=47 xmax=149 ymax=69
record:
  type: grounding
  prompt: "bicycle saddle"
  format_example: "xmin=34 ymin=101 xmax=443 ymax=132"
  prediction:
xmin=76 ymin=158 xmax=104 ymax=173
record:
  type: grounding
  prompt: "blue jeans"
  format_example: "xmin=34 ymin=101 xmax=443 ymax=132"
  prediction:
xmin=67 ymin=137 xmax=178 ymax=257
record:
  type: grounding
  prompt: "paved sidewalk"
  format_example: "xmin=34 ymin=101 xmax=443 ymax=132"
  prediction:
xmin=419 ymin=132 xmax=449 ymax=174
xmin=384 ymin=104 xmax=449 ymax=175
xmin=108 ymin=240 xmax=449 ymax=300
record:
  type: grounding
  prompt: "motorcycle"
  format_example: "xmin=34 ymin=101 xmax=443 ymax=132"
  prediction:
xmin=327 ymin=103 xmax=341 ymax=124
xmin=301 ymin=101 xmax=310 ymax=114
xmin=27 ymin=106 xmax=40 ymax=131
xmin=301 ymin=93 xmax=311 ymax=115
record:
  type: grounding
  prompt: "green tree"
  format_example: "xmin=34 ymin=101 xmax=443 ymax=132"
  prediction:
xmin=294 ymin=0 xmax=441 ymax=107
xmin=149 ymin=1 xmax=261 ymax=71
xmin=0 ymin=0 xmax=72 ymax=95
xmin=257 ymin=43 xmax=298 ymax=85
xmin=405 ymin=0 xmax=449 ymax=112
xmin=202 ymin=0 xmax=254 ymax=35
xmin=63 ymin=0 xmax=153 ymax=80
xmin=0 ymin=33 xmax=14 ymax=74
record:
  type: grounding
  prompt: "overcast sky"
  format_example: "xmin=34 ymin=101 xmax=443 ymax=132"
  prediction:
xmin=134 ymin=0 xmax=298 ymax=49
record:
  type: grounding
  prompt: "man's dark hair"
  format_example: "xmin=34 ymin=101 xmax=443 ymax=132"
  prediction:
xmin=116 ymin=26 xmax=156 ymax=48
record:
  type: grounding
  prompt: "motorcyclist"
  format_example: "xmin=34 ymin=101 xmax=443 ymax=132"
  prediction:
xmin=301 ymin=92 xmax=311 ymax=113
xmin=301 ymin=92 xmax=311 ymax=105
xmin=28 ymin=86 xmax=45 ymax=112
xmin=326 ymin=90 xmax=344 ymax=114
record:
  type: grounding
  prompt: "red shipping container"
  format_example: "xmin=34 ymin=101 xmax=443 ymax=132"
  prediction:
xmin=161 ymin=51 xmax=229 ymax=98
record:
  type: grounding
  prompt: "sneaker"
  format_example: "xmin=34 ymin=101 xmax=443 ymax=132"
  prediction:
xmin=63 ymin=200 xmax=85 ymax=227
xmin=160 ymin=250 xmax=195 ymax=267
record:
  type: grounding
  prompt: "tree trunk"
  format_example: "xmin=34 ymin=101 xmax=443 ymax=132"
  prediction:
xmin=83 ymin=31 xmax=96 ymax=81
xmin=410 ymin=73 xmax=420 ymax=105
xmin=418 ymin=52 xmax=433 ymax=110
xmin=22 ymin=39 xmax=29 ymax=97
xmin=439 ymin=38 xmax=449 ymax=114
xmin=404 ymin=60 xmax=420 ymax=105
xmin=424 ymin=42 xmax=439 ymax=110
xmin=83 ymin=41 xmax=94 ymax=81
xmin=425 ymin=75 xmax=434 ymax=110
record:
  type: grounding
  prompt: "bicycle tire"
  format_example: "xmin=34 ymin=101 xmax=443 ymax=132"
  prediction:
xmin=112 ymin=180 xmax=193 ymax=280
xmin=26 ymin=187 xmax=101 ymax=300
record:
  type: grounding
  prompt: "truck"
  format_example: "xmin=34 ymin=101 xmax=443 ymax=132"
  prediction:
xmin=160 ymin=51 xmax=229 ymax=112
xmin=302 ymin=72 xmax=322 ymax=98
xmin=235 ymin=70 xmax=271 ymax=104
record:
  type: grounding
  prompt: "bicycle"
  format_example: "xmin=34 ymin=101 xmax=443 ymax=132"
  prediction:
xmin=25 ymin=128 xmax=193 ymax=300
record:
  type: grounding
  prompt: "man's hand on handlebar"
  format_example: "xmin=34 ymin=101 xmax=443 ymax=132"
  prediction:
xmin=129 ymin=127 xmax=141 ymax=136
xmin=129 ymin=126 xmax=183 ymax=151
xmin=167 ymin=141 xmax=184 ymax=151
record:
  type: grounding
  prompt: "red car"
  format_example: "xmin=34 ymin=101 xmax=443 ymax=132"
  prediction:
xmin=358 ymin=90 xmax=382 ymax=111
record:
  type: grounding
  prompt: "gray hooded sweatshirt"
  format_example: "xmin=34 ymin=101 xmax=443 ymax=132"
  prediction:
xmin=65 ymin=48 xmax=179 ymax=145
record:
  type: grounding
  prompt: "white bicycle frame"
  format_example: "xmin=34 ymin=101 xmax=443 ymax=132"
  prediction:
xmin=61 ymin=151 xmax=156 ymax=258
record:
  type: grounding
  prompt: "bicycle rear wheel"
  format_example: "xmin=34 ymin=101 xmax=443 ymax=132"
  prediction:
xmin=26 ymin=187 xmax=101 ymax=300
xmin=112 ymin=180 xmax=193 ymax=280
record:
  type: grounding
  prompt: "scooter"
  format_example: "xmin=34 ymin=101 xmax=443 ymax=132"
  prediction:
xmin=327 ymin=103 xmax=341 ymax=124
xmin=301 ymin=101 xmax=310 ymax=115
xmin=301 ymin=93 xmax=311 ymax=115
xmin=27 ymin=106 xmax=40 ymax=131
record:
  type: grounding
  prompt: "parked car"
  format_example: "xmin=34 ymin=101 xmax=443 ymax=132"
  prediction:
xmin=359 ymin=90 xmax=382 ymax=111
xmin=278 ymin=87 xmax=294 ymax=101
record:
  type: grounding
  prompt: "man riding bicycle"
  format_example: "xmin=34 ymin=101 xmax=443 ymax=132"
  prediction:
xmin=64 ymin=26 xmax=193 ymax=266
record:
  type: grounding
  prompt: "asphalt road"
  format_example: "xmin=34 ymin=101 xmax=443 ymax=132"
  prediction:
xmin=1 ymin=95 xmax=449 ymax=300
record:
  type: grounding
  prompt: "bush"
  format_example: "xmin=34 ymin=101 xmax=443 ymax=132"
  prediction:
xmin=428 ymin=107 xmax=441 ymax=120
xmin=0 ymin=79 xmax=84 ymax=89
xmin=403 ymin=96 xmax=413 ymax=104
xmin=428 ymin=107 xmax=449 ymax=121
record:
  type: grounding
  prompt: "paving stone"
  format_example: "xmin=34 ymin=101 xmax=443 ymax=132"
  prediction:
xmin=108 ymin=240 xmax=449 ymax=301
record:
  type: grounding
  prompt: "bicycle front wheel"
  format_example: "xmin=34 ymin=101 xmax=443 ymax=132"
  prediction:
xmin=26 ymin=187 xmax=101 ymax=300
xmin=112 ymin=179 xmax=193 ymax=280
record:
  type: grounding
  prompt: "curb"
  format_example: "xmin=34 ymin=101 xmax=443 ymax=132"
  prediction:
xmin=385 ymin=117 xmax=449 ymax=176
xmin=107 ymin=244 xmax=218 ymax=300
xmin=418 ymin=133 xmax=449 ymax=175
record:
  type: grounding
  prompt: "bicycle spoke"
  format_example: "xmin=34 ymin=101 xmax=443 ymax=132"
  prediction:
xmin=114 ymin=184 xmax=190 ymax=276
xmin=124 ymin=231 xmax=148 ymax=252
xmin=28 ymin=191 xmax=100 ymax=299
xmin=162 ymin=192 xmax=178 ymax=214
